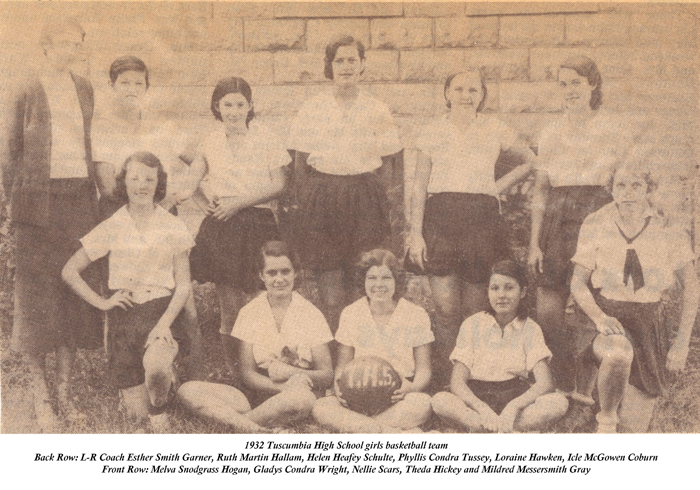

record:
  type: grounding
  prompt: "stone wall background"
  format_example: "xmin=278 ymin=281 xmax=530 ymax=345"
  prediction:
xmin=1 ymin=2 xmax=699 ymax=236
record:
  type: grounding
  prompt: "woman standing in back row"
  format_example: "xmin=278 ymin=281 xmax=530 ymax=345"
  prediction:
xmin=287 ymin=35 xmax=403 ymax=334
xmin=528 ymin=55 xmax=632 ymax=399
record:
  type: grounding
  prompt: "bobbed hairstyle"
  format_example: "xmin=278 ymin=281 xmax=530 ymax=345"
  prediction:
xmin=444 ymin=69 xmax=487 ymax=112
xmin=354 ymin=249 xmax=407 ymax=302
xmin=114 ymin=151 xmax=168 ymax=204
xmin=560 ymin=55 xmax=603 ymax=110
xmin=485 ymin=259 xmax=529 ymax=321
xmin=39 ymin=18 xmax=85 ymax=48
xmin=210 ymin=77 xmax=255 ymax=127
xmin=109 ymin=55 xmax=149 ymax=89
xmin=257 ymin=240 xmax=302 ymax=276
xmin=324 ymin=35 xmax=365 ymax=80
xmin=606 ymin=161 xmax=657 ymax=196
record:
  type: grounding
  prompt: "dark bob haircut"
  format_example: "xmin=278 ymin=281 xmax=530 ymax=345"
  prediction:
xmin=257 ymin=240 xmax=302 ymax=274
xmin=560 ymin=55 xmax=603 ymax=110
xmin=444 ymin=69 xmax=488 ymax=113
xmin=114 ymin=151 xmax=168 ymax=204
xmin=485 ymin=259 xmax=529 ymax=321
xmin=109 ymin=55 xmax=149 ymax=89
xmin=354 ymin=249 xmax=407 ymax=302
xmin=40 ymin=18 xmax=85 ymax=48
xmin=324 ymin=35 xmax=365 ymax=80
xmin=210 ymin=77 xmax=255 ymax=127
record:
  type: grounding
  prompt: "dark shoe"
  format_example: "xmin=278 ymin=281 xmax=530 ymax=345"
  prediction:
xmin=558 ymin=400 xmax=595 ymax=433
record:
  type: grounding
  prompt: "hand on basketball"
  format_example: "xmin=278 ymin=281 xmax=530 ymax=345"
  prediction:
xmin=594 ymin=315 xmax=625 ymax=336
xmin=268 ymin=360 xmax=296 ymax=382
xmin=283 ymin=372 xmax=313 ymax=391
xmin=101 ymin=289 xmax=133 ymax=311
xmin=391 ymin=378 xmax=413 ymax=403
xmin=498 ymin=405 xmax=518 ymax=433
xmin=477 ymin=404 xmax=500 ymax=433
xmin=407 ymin=232 xmax=427 ymax=270
xmin=211 ymin=196 xmax=241 ymax=221
xmin=666 ymin=342 xmax=690 ymax=372
xmin=527 ymin=246 xmax=544 ymax=276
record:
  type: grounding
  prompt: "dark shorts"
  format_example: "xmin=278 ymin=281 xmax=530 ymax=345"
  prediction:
xmin=568 ymin=295 xmax=668 ymax=397
xmin=284 ymin=168 xmax=390 ymax=275
xmin=423 ymin=193 xmax=508 ymax=284
xmin=467 ymin=377 xmax=531 ymax=415
xmin=107 ymin=296 xmax=189 ymax=389
xmin=538 ymin=185 xmax=612 ymax=292
xmin=11 ymin=178 xmax=103 ymax=355
xmin=190 ymin=207 xmax=279 ymax=293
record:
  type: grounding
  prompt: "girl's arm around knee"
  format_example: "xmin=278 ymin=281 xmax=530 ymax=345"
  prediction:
xmin=146 ymin=250 xmax=192 ymax=347
xmin=667 ymin=262 xmax=700 ymax=371
xmin=62 ymin=248 xmax=133 ymax=311
xmin=450 ymin=361 xmax=498 ymax=431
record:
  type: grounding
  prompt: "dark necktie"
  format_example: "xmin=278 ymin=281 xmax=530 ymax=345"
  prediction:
xmin=615 ymin=216 xmax=652 ymax=292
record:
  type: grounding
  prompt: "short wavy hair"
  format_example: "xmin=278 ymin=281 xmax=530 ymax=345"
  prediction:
xmin=444 ymin=69 xmax=487 ymax=112
xmin=560 ymin=55 xmax=603 ymax=110
xmin=257 ymin=240 xmax=302 ymax=274
xmin=210 ymin=77 xmax=255 ymax=127
xmin=485 ymin=259 xmax=529 ymax=320
xmin=354 ymin=249 xmax=407 ymax=301
xmin=114 ymin=151 xmax=168 ymax=204
xmin=324 ymin=35 xmax=365 ymax=80
xmin=109 ymin=55 xmax=149 ymax=89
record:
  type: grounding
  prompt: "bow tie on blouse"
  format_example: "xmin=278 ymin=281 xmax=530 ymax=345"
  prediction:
xmin=616 ymin=216 xmax=652 ymax=292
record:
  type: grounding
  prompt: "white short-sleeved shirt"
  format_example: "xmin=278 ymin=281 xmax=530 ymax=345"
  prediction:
xmin=571 ymin=202 xmax=694 ymax=303
xmin=416 ymin=114 xmax=517 ymax=195
xmin=537 ymin=111 xmax=632 ymax=187
xmin=288 ymin=89 xmax=402 ymax=175
xmin=198 ymin=121 xmax=289 ymax=210
xmin=450 ymin=312 xmax=552 ymax=382
xmin=335 ymin=298 xmax=434 ymax=379
xmin=81 ymin=205 xmax=195 ymax=303
xmin=41 ymin=73 xmax=88 ymax=179
xmin=231 ymin=291 xmax=333 ymax=370
xmin=92 ymin=117 xmax=187 ymax=181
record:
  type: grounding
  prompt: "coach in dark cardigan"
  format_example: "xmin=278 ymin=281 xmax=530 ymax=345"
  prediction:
xmin=1 ymin=19 xmax=104 ymax=431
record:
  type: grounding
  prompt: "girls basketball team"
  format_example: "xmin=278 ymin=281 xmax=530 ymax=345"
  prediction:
xmin=8 ymin=21 xmax=698 ymax=434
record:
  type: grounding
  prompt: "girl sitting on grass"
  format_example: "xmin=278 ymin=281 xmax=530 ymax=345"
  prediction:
xmin=431 ymin=260 xmax=569 ymax=433
xmin=62 ymin=151 xmax=194 ymax=432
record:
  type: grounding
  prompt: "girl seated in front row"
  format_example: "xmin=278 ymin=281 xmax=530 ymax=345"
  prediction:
xmin=177 ymin=241 xmax=334 ymax=432
xmin=313 ymin=249 xmax=434 ymax=433
xmin=432 ymin=260 xmax=568 ymax=433
xmin=63 ymin=151 xmax=195 ymax=431
xmin=569 ymin=162 xmax=700 ymax=433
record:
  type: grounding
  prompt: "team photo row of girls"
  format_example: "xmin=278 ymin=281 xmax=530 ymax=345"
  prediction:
xmin=4 ymin=19 xmax=698 ymax=434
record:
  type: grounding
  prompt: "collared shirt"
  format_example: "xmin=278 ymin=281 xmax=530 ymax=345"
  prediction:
xmin=537 ymin=111 xmax=632 ymax=187
xmin=81 ymin=205 xmax=195 ymax=303
xmin=92 ymin=116 xmax=187 ymax=180
xmin=231 ymin=291 xmax=333 ymax=370
xmin=450 ymin=312 xmax=552 ymax=382
xmin=335 ymin=297 xmax=434 ymax=379
xmin=41 ymin=73 xmax=88 ymax=179
xmin=416 ymin=113 xmax=517 ymax=195
xmin=288 ymin=88 xmax=402 ymax=175
xmin=198 ymin=121 xmax=289 ymax=209
xmin=572 ymin=202 xmax=694 ymax=303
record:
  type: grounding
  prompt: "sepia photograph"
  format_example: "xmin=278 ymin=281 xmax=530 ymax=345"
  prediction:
xmin=1 ymin=0 xmax=699 ymax=450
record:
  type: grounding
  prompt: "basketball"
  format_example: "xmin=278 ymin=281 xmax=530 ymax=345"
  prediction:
xmin=335 ymin=356 xmax=402 ymax=416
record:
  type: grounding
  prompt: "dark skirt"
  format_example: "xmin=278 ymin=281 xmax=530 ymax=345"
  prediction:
xmin=467 ymin=377 xmax=531 ymax=415
xmin=538 ymin=185 xmax=612 ymax=292
xmin=107 ymin=295 xmax=189 ymax=389
xmin=568 ymin=295 xmax=668 ymax=397
xmin=11 ymin=178 xmax=103 ymax=355
xmin=190 ymin=207 xmax=279 ymax=293
xmin=285 ymin=168 xmax=389 ymax=275
xmin=423 ymin=193 xmax=508 ymax=284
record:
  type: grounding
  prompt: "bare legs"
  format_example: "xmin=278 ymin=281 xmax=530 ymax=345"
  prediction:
xmin=431 ymin=391 xmax=568 ymax=432
xmin=313 ymin=393 xmax=432 ymax=433
xmin=429 ymin=274 xmax=488 ymax=388
xmin=536 ymin=287 xmax=574 ymax=392
xmin=591 ymin=334 xmax=633 ymax=432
